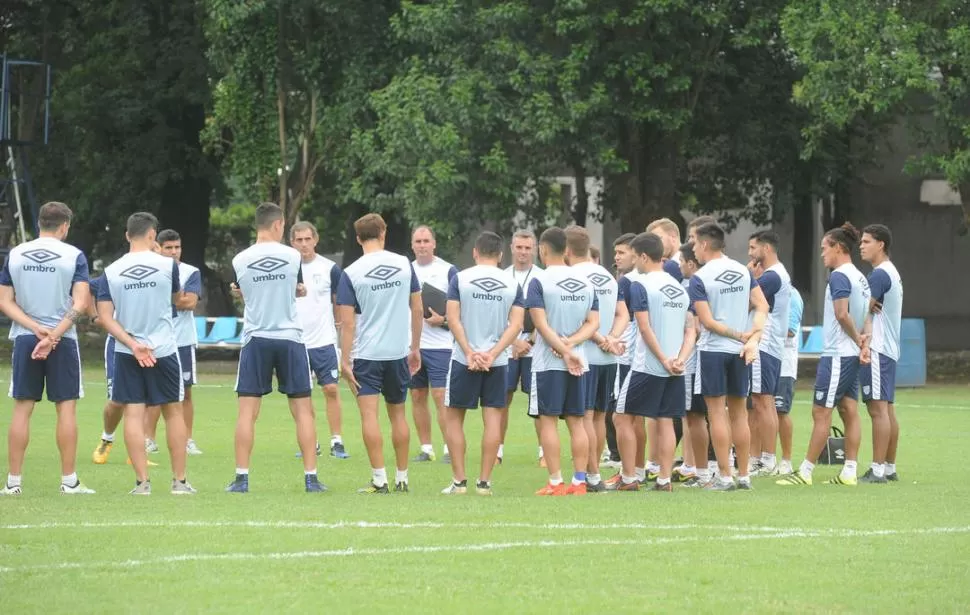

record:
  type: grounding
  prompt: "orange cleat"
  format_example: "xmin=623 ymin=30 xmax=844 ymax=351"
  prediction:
xmin=535 ymin=482 xmax=567 ymax=496
xmin=564 ymin=482 xmax=587 ymax=495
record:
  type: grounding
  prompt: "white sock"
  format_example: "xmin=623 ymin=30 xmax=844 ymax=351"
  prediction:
xmin=443 ymin=444 xmax=450 ymax=455
xmin=682 ymin=465 xmax=696 ymax=475
xmin=657 ymin=477 xmax=671 ymax=486
xmin=538 ymin=446 xmax=544 ymax=458
xmin=7 ymin=474 xmax=22 ymax=487
xmin=886 ymin=463 xmax=896 ymax=475
xmin=588 ymin=473 xmax=601 ymax=486
xmin=621 ymin=474 xmax=637 ymax=485
xmin=871 ymin=462 xmax=885 ymax=478
xmin=635 ymin=467 xmax=646 ymax=481
xmin=61 ymin=472 xmax=78 ymax=486
xmin=372 ymin=468 xmax=387 ymax=487
xmin=331 ymin=435 xmax=342 ymax=445
xmin=497 ymin=444 xmax=504 ymax=457
xmin=749 ymin=456 xmax=760 ymax=468
xmin=841 ymin=460 xmax=857 ymax=479
xmin=719 ymin=474 xmax=734 ymax=485
xmin=420 ymin=444 xmax=434 ymax=455
xmin=762 ymin=453 xmax=776 ymax=468
xmin=549 ymin=472 xmax=563 ymax=485
xmin=738 ymin=474 xmax=751 ymax=484
xmin=235 ymin=468 xmax=249 ymax=476
xmin=101 ymin=431 xmax=114 ymax=442
xmin=708 ymin=460 xmax=718 ymax=473
xmin=799 ymin=460 xmax=814 ymax=478
xmin=697 ymin=468 xmax=711 ymax=481
xmin=647 ymin=461 xmax=660 ymax=473
xmin=304 ymin=469 xmax=316 ymax=476
xmin=395 ymin=469 xmax=409 ymax=484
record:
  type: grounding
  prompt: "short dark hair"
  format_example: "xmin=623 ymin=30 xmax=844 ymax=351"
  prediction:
xmin=412 ymin=225 xmax=435 ymax=240
xmin=564 ymin=225 xmax=590 ymax=257
xmin=37 ymin=201 xmax=73 ymax=232
xmin=862 ymin=224 xmax=892 ymax=256
xmin=590 ymin=246 xmax=600 ymax=261
xmin=539 ymin=226 xmax=567 ymax=256
xmin=354 ymin=213 xmax=387 ymax=242
xmin=290 ymin=221 xmax=318 ymax=240
xmin=687 ymin=215 xmax=717 ymax=231
xmin=126 ymin=212 xmax=158 ymax=239
xmin=157 ymin=229 xmax=180 ymax=244
xmin=255 ymin=202 xmax=284 ymax=230
xmin=695 ymin=222 xmax=725 ymax=251
xmin=750 ymin=229 xmax=779 ymax=249
xmin=824 ymin=222 xmax=860 ymax=254
xmin=613 ymin=233 xmax=636 ymax=247
xmin=630 ymin=232 xmax=664 ymax=262
xmin=474 ymin=231 xmax=503 ymax=258
xmin=679 ymin=241 xmax=699 ymax=265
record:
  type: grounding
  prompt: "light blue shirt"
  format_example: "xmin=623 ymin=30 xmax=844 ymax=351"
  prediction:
xmin=0 ymin=237 xmax=88 ymax=340
xmin=447 ymin=265 xmax=524 ymax=367
xmin=822 ymin=263 xmax=870 ymax=357
xmin=337 ymin=250 xmax=420 ymax=361
xmin=572 ymin=261 xmax=618 ymax=366
xmin=757 ymin=262 xmax=792 ymax=360
xmin=782 ymin=287 xmax=804 ymax=378
xmin=232 ymin=242 xmax=304 ymax=346
xmin=688 ymin=255 xmax=758 ymax=354
xmin=629 ymin=270 xmax=689 ymax=377
xmin=174 ymin=262 xmax=202 ymax=348
xmin=869 ymin=261 xmax=903 ymax=361
xmin=526 ymin=265 xmax=598 ymax=373
xmin=99 ymin=251 xmax=180 ymax=358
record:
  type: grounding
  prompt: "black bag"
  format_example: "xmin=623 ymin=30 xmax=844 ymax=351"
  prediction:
xmin=818 ymin=426 xmax=846 ymax=465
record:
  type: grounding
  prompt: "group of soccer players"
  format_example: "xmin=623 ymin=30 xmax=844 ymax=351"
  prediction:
xmin=0 ymin=200 xmax=903 ymax=495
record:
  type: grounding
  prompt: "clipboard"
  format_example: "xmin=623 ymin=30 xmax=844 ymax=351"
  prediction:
xmin=422 ymin=282 xmax=448 ymax=322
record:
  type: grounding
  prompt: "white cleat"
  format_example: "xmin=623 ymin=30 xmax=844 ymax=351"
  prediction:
xmin=60 ymin=481 xmax=96 ymax=494
xmin=186 ymin=439 xmax=204 ymax=455
xmin=0 ymin=484 xmax=23 ymax=495
xmin=145 ymin=438 xmax=160 ymax=454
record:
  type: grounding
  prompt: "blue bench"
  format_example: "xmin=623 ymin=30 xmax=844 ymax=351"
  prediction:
xmin=798 ymin=325 xmax=823 ymax=358
xmin=196 ymin=316 xmax=243 ymax=347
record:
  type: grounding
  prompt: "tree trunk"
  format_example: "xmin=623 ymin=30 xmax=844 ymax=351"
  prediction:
xmin=571 ymin=156 xmax=589 ymax=226
xmin=613 ymin=126 xmax=681 ymax=233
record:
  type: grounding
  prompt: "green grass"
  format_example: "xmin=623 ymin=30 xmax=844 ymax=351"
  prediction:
xmin=1 ymin=371 xmax=969 ymax=614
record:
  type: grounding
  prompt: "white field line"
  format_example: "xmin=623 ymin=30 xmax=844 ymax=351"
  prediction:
xmin=1 ymin=526 xmax=968 ymax=575
xmin=0 ymin=521 xmax=793 ymax=532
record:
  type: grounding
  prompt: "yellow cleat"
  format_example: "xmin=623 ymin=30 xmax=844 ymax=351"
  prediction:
xmin=126 ymin=456 xmax=159 ymax=467
xmin=92 ymin=440 xmax=113 ymax=464
xmin=824 ymin=474 xmax=857 ymax=486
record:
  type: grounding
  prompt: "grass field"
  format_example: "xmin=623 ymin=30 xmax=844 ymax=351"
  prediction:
xmin=1 ymin=369 xmax=969 ymax=614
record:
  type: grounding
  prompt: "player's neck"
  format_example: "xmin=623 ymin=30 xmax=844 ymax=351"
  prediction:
xmin=569 ymin=255 xmax=591 ymax=266
xmin=360 ymin=239 xmax=383 ymax=254
xmin=301 ymin=253 xmax=316 ymax=264
xmin=128 ymin=239 xmax=155 ymax=253
xmin=544 ymin=257 xmax=567 ymax=267
xmin=415 ymin=255 xmax=434 ymax=266
xmin=762 ymin=253 xmax=779 ymax=268
xmin=618 ymin=267 xmax=633 ymax=276
xmin=476 ymin=258 xmax=500 ymax=268
xmin=638 ymin=261 xmax=663 ymax=274
xmin=255 ymin=231 xmax=280 ymax=244
xmin=832 ymin=255 xmax=851 ymax=269
xmin=37 ymin=231 xmax=60 ymax=241
xmin=870 ymin=254 xmax=889 ymax=267
xmin=513 ymin=262 xmax=533 ymax=272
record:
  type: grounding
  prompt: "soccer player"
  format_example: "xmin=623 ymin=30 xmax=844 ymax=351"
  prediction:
xmin=746 ymin=230 xmax=791 ymax=475
xmin=688 ymin=222 xmax=768 ymax=491
xmin=774 ymin=285 xmax=803 ymax=476
xmin=564 ymin=225 xmax=617 ymax=492
xmin=527 ymin=227 xmax=599 ymax=495
xmin=409 ymin=225 xmax=458 ymax=462
xmin=290 ymin=221 xmax=349 ymax=460
xmin=441 ymin=231 xmax=524 ymax=495
xmin=590 ymin=245 xmax=601 ymax=265
xmin=337 ymin=213 xmax=423 ymax=494
xmin=97 ymin=212 xmax=194 ymax=495
xmin=604 ymin=233 xmax=637 ymax=468
xmin=0 ymin=202 xmax=93 ymax=495
xmin=686 ymin=215 xmax=717 ymax=244
xmin=503 ymin=229 xmax=542 ymax=465
xmin=141 ymin=230 xmax=204 ymax=456
xmin=777 ymin=223 xmax=870 ymax=487
xmin=858 ymin=224 xmax=902 ymax=483
xmin=225 ymin=203 xmax=324 ymax=494
xmin=614 ymin=233 xmax=694 ymax=491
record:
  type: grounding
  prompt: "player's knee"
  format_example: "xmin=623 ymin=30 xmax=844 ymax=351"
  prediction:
xmin=322 ymin=384 xmax=339 ymax=398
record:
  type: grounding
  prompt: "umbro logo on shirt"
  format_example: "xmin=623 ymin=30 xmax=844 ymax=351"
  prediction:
xmin=556 ymin=277 xmax=588 ymax=302
xmin=713 ymin=270 xmax=745 ymax=294
xmin=21 ymin=248 xmax=60 ymax=272
xmin=248 ymin=257 xmax=288 ymax=282
xmin=659 ymin=283 xmax=686 ymax=308
xmin=120 ymin=264 xmax=160 ymax=289
xmin=587 ymin=272 xmax=614 ymax=296
xmin=365 ymin=264 xmax=402 ymax=290
xmin=470 ymin=277 xmax=507 ymax=301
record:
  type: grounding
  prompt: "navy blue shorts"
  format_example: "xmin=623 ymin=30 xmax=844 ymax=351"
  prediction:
xmin=112 ymin=352 xmax=183 ymax=406
xmin=235 ymin=337 xmax=312 ymax=397
xmin=354 ymin=358 xmax=410 ymax=404
xmin=750 ymin=351 xmax=781 ymax=396
xmin=308 ymin=344 xmax=340 ymax=386
xmin=410 ymin=349 xmax=450 ymax=389
xmin=612 ymin=363 xmax=631 ymax=410
xmin=813 ymin=356 xmax=860 ymax=409
xmin=697 ymin=350 xmax=750 ymax=398
xmin=686 ymin=373 xmax=708 ymax=415
xmin=104 ymin=336 xmax=117 ymax=400
xmin=507 ymin=356 xmax=533 ymax=393
xmin=178 ymin=345 xmax=197 ymax=388
xmin=444 ymin=360 xmax=508 ymax=410
xmin=774 ymin=377 xmax=795 ymax=414
xmin=9 ymin=335 xmax=83 ymax=402
xmin=860 ymin=351 xmax=896 ymax=403
xmin=528 ymin=370 xmax=586 ymax=418
xmin=584 ymin=363 xmax=618 ymax=412
xmin=615 ymin=370 xmax=686 ymax=418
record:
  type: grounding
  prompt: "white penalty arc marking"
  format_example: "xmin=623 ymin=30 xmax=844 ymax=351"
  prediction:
xmin=1 ymin=526 xmax=968 ymax=575
xmin=0 ymin=520 xmax=793 ymax=533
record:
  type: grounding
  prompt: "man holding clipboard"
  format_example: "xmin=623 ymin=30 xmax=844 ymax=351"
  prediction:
xmin=410 ymin=226 xmax=459 ymax=463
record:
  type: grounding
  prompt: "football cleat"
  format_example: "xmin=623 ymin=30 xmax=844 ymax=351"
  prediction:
xmin=824 ymin=474 xmax=858 ymax=486
xmin=225 ymin=474 xmax=249 ymax=493
xmin=535 ymin=483 xmax=566 ymax=496
xmin=304 ymin=475 xmax=328 ymax=493
xmin=476 ymin=480 xmax=492 ymax=496
xmin=0 ymin=483 xmax=22 ymax=495
xmin=859 ymin=469 xmax=888 ymax=484
xmin=92 ymin=440 xmax=113 ymax=464
xmin=563 ymin=482 xmax=587 ymax=496
xmin=394 ymin=481 xmax=409 ymax=493
xmin=171 ymin=479 xmax=197 ymax=495
xmin=441 ymin=481 xmax=467 ymax=495
xmin=186 ymin=440 xmax=204 ymax=455
xmin=358 ymin=482 xmax=390 ymax=495
xmin=412 ymin=451 xmax=436 ymax=463
xmin=130 ymin=481 xmax=151 ymax=496
xmin=60 ymin=481 xmax=96 ymax=494
xmin=330 ymin=442 xmax=350 ymax=459
xmin=775 ymin=472 xmax=812 ymax=486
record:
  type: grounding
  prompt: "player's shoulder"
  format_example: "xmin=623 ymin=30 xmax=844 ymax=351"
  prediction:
xmin=877 ymin=260 xmax=901 ymax=279
xmin=433 ymin=256 xmax=454 ymax=270
xmin=179 ymin=261 xmax=201 ymax=276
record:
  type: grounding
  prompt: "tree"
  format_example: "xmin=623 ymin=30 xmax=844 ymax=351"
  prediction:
xmin=782 ymin=0 xmax=970 ymax=231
